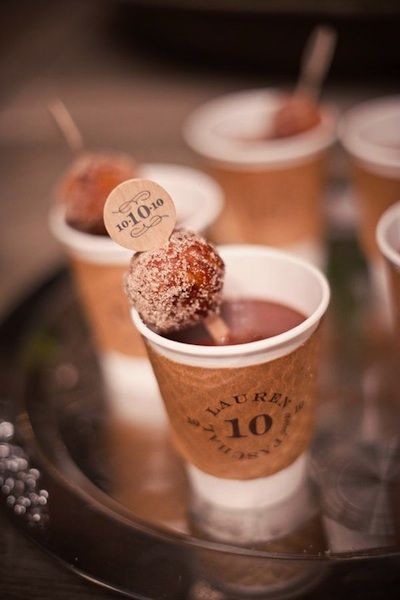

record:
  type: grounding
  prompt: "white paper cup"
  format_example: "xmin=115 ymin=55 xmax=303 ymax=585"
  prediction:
xmin=184 ymin=89 xmax=337 ymax=269
xmin=340 ymin=96 xmax=400 ymax=260
xmin=50 ymin=163 xmax=223 ymax=422
xmin=376 ymin=201 xmax=400 ymax=339
xmin=133 ymin=245 xmax=330 ymax=506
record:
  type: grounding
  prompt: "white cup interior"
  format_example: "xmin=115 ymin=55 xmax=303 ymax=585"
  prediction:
xmin=223 ymin=246 xmax=324 ymax=318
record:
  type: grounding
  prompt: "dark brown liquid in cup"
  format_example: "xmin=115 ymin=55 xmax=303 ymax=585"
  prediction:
xmin=167 ymin=299 xmax=306 ymax=346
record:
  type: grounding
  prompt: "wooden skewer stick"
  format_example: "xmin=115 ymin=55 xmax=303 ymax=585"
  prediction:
xmin=48 ymin=99 xmax=84 ymax=153
xmin=204 ymin=313 xmax=230 ymax=345
xmin=295 ymin=25 xmax=337 ymax=100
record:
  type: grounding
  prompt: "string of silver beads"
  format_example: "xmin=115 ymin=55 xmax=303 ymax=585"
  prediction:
xmin=0 ymin=421 xmax=49 ymax=526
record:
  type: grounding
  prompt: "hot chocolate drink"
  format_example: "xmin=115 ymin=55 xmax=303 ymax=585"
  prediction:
xmin=167 ymin=299 xmax=306 ymax=346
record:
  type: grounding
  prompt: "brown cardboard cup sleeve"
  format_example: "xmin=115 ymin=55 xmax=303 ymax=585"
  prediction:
xmin=145 ymin=327 xmax=321 ymax=480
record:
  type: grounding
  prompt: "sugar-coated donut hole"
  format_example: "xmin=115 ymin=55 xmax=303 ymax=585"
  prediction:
xmin=125 ymin=230 xmax=225 ymax=333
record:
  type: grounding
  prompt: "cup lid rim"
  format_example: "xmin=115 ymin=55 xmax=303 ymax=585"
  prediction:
xmin=183 ymin=88 xmax=337 ymax=168
xmin=132 ymin=244 xmax=330 ymax=358
xmin=49 ymin=162 xmax=224 ymax=255
xmin=49 ymin=203 xmax=129 ymax=255
xmin=339 ymin=96 xmax=400 ymax=174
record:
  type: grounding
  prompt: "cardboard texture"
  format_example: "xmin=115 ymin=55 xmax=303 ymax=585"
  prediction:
xmin=353 ymin=163 xmax=400 ymax=259
xmin=146 ymin=327 xmax=321 ymax=480
xmin=205 ymin=156 xmax=325 ymax=246
xmin=71 ymin=256 xmax=146 ymax=357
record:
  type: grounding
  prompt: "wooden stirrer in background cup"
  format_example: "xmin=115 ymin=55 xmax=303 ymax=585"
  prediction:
xmin=295 ymin=25 xmax=337 ymax=100
xmin=272 ymin=25 xmax=337 ymax=138
xmin=48 ymin=98 xmax=84 ymax=154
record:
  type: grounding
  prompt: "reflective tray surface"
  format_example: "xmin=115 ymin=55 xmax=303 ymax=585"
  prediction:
xmin=1 ymin=238 xmax=400 ymax=599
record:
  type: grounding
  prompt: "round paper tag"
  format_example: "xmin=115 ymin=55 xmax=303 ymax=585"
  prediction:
xmin=103 ymin=179 xmax=177 ymax=252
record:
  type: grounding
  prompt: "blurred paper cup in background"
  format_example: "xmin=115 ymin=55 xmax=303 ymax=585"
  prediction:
xmin=133 ymin=245 xmax=330 ymax=508
xmin=184 ymin=89 xmax=337 ymax=269
xmin=376 ymin=202 xmax=400 ymax=341
xmin=50 ymin=163 xmax=223 ymax=424
xmin=340 ymin=97 xmax=400 ymax=317
xmin=340 ymin=97 xmax=400 ymax=260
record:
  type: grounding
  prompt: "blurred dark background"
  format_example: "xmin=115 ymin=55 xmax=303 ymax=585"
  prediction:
xmin=0 ymin=2 xmax=400 ymax=598
xmin=2 ymin=0 xmax=400 ymax=92
xmin=0 ymin=0 xmax=399 ymax=314
xmin=115 ymin=0 xmax=400 ymax=79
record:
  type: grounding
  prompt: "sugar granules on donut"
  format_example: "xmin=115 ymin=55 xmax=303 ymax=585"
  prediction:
xmin=124 ymin=230 xmax=225 ymax=333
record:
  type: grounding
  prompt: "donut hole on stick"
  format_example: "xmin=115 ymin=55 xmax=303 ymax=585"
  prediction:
xmin=48 ymin=99 xmax=138 ymax=235
xmin=124 ymin=230 xmax=229 ymax=345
